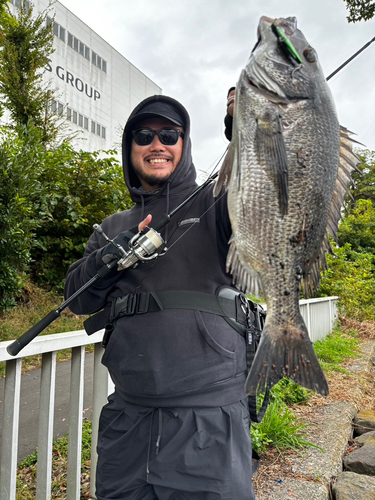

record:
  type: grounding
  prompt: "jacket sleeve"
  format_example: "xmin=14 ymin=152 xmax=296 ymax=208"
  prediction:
xmin=64 ymin=229 xmax=124 ymax=315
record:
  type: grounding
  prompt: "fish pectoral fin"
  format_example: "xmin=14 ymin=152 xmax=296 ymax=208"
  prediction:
xmin=226 ymin=238 xmax=261 ymax=296
xmin=213 ymin=142 xmax=236 ymax=196
xmin=255 ymin=113 xmax=289 ymax=215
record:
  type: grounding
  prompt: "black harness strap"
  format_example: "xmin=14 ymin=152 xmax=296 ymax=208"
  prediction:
xmin=84 ymin=291 xmax=247 ymax=336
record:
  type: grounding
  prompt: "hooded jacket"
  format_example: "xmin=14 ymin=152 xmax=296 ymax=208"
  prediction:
xmin=64 ymin=95 xmax=247 ymax=407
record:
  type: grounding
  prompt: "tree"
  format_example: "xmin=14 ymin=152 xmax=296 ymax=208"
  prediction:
xmin=0 ymin=124 xmax=45 ymax=309
xmin=343 ymin=0 xmax=375 ymax=22
xmin=0 ymin=0 xmax=59 ymax=143
xmin=348 ymin=150 xmax=375 ymax=208
xmin=338 ymin=199 xmax=375 ymax=255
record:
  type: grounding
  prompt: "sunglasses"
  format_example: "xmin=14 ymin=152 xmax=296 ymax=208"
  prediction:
xmin=132 ymin=128 xmax=184 ymax=146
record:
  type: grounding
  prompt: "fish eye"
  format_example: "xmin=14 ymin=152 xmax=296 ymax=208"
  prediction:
xmin=303 ymin=48 xmax=316 ymax=63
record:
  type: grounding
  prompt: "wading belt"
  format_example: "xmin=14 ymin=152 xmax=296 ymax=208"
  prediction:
xmin=84 ymin=290 xmax=248 ymax=337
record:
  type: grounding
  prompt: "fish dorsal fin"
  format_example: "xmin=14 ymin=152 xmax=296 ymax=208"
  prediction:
xmin=302 ymin=126 xmax=361 ymax=296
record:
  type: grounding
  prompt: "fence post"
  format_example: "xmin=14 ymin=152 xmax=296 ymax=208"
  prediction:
xmin=90 ymin=342 xmax=109 ymax=499
xmin=36 ymin=351 xmax=57 ymax=500
xmin=0 ymin=358 xmax=22 ymax=500
xmin=66 ymin=346 xmax=85 ymax=500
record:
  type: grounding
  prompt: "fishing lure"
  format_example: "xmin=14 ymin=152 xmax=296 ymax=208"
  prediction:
xmin=272 ymin=23 xmax=303 ymax=64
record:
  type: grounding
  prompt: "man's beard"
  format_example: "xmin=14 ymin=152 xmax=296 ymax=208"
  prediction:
xmin=137 ymin=171 xmax=171 ymax=189
xmin=131 ymin=157 xmax=173 ymax=190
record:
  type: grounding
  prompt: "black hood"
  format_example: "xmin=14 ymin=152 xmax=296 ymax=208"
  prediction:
xmin=122 ymin=95 xmax=197 ymax=205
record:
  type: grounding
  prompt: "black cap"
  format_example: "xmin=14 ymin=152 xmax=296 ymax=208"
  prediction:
xmin=126 ymin=101 xmax=186 ymax=131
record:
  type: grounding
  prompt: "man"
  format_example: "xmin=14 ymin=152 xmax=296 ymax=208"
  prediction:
xmin=64 ymin=95 xmax=255 ymax=499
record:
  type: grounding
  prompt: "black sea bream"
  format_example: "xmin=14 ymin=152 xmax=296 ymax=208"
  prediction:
xmin=215 ymin=16 xmax=359 ymax=396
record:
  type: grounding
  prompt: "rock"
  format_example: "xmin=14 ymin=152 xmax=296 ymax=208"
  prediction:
xmin=291 ymin=402 xmax=357 ymax=480
xmin=355 ymin=431 xmax=375 ymax=445
xmin=354 ymin=409 xmax=375 ymax=436
xmin=343 ymin=439 xmax=375 ymax=475
xmin=332 ymin=471 xmax=375 ymax=500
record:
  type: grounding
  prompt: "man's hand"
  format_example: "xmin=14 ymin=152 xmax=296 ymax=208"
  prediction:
xmin=227 ymin=89 xmax=235 ymax=118
xmin=139 ymin=214 xmax=152 ymax=232
xmin=101 ymin=214 xmax=153 ymax=263
xmin=224 ymin=87 xmax=236 ymax=141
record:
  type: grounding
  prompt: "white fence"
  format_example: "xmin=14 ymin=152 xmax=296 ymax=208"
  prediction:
xmin=0 ymin=296 xmax=338 ymax=500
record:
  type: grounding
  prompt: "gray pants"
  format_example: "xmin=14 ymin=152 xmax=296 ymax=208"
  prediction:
xmin=96 ymin=394 xmax=255 ymax=500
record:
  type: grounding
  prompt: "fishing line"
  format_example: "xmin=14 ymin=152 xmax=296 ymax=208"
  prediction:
xmin=158 ymin=146 xmax=229 ymax=246
xmin=165 ymin=188 xmax=228 ymax=253
xmin=132 ymin=146 xmax=229 ymax=291
xmin=326 ymin=36 xmax=375 ymax=81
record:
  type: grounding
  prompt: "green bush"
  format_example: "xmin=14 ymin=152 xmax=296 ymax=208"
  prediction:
xmin=318 ymin=244 xmax=375 ymax=320
xmin=0 ymin=126 xmax=44 ymax=309
xmin=29 ymin=144 xmax=133 ymax=289
xmin=0 ymin=124 xmax=133 ymax=309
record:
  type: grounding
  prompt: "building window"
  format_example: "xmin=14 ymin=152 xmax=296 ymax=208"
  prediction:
xmin=96 ymin=124 xmax=101 ymax=136
xmin=68 ymin=32 xmax=73 ymax=48
xmin=67 ymin=108 xmax=72 ymax=121
xmin=50 ymin=100 xmax=64 ymax=116
xmin=47 ymin=17 xmax=65 ymax=42
xmin=73 ymin=111 xmax=77 ymax=125
xmin=102 ymin=127 xmax=106 ymax=139
xmin=59 ymin=26 xmax=65 ymax=42
xmin=84 ymin=117 xmax=89 ymax=130
xmin=46 ymin=22 xmax=107 ymax=73
xmin=91 ymin=50 xmax=107 ymax=73
xmin=91 ymin=121 xmax=96 ymax=133
xmin=11 ymin=0 xmax=30 ymax=10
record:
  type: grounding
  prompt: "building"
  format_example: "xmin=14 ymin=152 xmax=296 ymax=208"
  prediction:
xmin=8 ymin=0 xmax=162 ymax=151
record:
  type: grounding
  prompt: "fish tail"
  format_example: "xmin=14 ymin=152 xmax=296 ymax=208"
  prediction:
xmin=245 ymin=317 xmax=329 ymax=396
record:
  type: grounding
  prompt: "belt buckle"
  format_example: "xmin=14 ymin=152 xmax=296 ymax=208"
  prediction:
xmin=119 ymin=293 xmax=137 ymax=316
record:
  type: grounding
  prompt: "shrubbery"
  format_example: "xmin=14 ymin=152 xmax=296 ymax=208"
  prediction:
xmin=0 ymin=125 xmax=133 ymax=309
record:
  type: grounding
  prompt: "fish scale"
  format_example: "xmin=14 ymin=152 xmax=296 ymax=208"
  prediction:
xmin=215 ymin=16 xmax=359 ymax=396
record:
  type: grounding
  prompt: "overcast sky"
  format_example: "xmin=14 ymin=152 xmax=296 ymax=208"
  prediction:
xmin=60 ymin=0 xmax=375 ymax=180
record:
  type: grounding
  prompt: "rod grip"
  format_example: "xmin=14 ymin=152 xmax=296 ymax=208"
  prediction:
xmin=150 ymin=214 xmax=171 ymax=232
xmin=6 ymin=310 xmax=61 ymax=356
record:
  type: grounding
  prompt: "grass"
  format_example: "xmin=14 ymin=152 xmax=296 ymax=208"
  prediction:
xmin=250 ymin=378 xmax=314 ymax=456
xmin=314 ymin=325 xmax=361 ymax=374
xmin=16 ymin=419 xmax=92 ymax=499
xmin=251 ymin=323 xmax=363 ymax=456
xmin=0 ymin=282 xmax=87 ymax=377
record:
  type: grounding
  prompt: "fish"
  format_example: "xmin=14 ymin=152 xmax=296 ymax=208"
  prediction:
xmin=214 ymin=16 xmax=359 ymax=396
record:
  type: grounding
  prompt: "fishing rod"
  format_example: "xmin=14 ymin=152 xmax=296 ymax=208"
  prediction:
xmin=6 ymin=171 xmax=219 ymax=357
xmin=326 ymin=35 xmax=375 ymax=81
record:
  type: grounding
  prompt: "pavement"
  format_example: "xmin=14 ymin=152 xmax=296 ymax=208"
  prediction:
xmin=0 ymin=352 xmax=95 ymax=465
